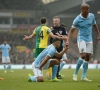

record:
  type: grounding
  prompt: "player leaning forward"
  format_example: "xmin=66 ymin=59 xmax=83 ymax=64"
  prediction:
xmin=28 ymin=38 xmax=69 ymax=82
xmin=68 ymin=3 xmax=100 ymax=81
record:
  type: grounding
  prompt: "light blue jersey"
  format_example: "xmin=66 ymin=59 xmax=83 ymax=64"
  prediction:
xmin=72 ymin=13 xmax=96 ymax=42
xmin=34 ymin=44 xmax=57 ymax=67
xmin=0 ymin=44 xmax=11 ymax=57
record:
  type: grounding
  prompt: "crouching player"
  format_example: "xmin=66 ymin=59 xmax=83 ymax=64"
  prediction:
xmin=28 ymin=38 xmax=69 ymax=82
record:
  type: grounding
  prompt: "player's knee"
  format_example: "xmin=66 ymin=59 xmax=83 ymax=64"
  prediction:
xmin=81 ymin=53 xmax=86 ymax=59
xmin=56 ymin=60 xmax=60 ymax=65
xmin=85 ymin=53 xmax=91 ymax=61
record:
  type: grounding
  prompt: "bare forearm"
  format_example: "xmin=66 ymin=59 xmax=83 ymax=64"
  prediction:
xmin=39 ymin=59 xmax=48 ymax=69
xmin=93 ymin=24 xmax=100 ymax=36
xmin=56 ymin=48 xmax=68 ymax=58
xmin=28 ymin=34 xmax=34 ymax=39
xmin=68 ymin=28 xmax=75 ymax=42
xmin=9 ymin=48 xmax=11 ymax=52
xmin=39 ymin=56 xmax=50 ymax=69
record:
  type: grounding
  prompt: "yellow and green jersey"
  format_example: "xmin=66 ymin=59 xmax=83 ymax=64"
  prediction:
xmin=33 ymin=24 xmax=51 ymax=48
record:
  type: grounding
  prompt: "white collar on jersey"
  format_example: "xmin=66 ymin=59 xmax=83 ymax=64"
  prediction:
xmin=80 ymin=13 xmax=90 ymax=19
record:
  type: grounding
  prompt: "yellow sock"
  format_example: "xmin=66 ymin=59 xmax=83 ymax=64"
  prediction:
xmin=48 ymin=67 xmax=52 ymax=77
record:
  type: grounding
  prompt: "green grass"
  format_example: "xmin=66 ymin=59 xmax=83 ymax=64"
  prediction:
xmin=0 ymin=69 xmax=100 ymax=90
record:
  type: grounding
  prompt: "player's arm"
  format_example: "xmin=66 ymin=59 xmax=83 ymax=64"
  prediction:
xmin=23 ymin=33 xmax=35 ymax=40
xmin=67 ymin=17 xmax=78 ymax=42
xmin=23 ymin=28 xmax=36 ymax=40
xmin=67 ymin=28 xmax=75 ymax=42
xmin=92 ymin=15 xmax=100 ymax=43
xmin=39 ymin=55 xmax=51 ymax=70
xmin=8 ymin=45 xmax=11 ymax=52
xmin=39 ymin=48 xmax=56 ymax=70
xmin=49 ymin=32 xmax=67 ymax=40
xmin=93 ymin=24 xmax=100 ymax=43
xmin=55 ymin=42 xmax=69 ymax=58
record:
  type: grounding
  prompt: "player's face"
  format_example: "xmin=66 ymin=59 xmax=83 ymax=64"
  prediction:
xmin=82 ymin=6 xmax=90 ymax=16
xmin=55 ymin=41 xmax=61 ymax=48
xmin=4 ymin=41 xmax=7 ymax=45
xmin=53 ymin=18 xmax=60 ymax=27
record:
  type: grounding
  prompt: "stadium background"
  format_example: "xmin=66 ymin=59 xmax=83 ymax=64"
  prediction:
xmin=0 ymin=0 xmax=100 ymax=66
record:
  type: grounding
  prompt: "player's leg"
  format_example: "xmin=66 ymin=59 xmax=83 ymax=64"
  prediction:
xmin=34 ymin=48 xmax=39 ymax=60
xmin=59 ymin=53 xmax=68 ymax=77
xmin=81 ymin=42 xmax=93 ymax=81
xmin=2 ymin=57 xmax=7 ymax=73
xmin=28 ymin=62 xmax=44 ymax=82
xmin=47 ymin=59 xmax=62 ymax=82
xmin=7 ymin=57 xmax=14 ymax=72
xmin=73 ymin=41 xmax=86 ymax=81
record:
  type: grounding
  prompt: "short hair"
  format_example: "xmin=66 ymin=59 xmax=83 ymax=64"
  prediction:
xmin=53 ymin=16 xmax=60 ymax=19
xmin=40 ymin=17 xmax=47 ymax=24
xmin=52 ymin=38 xmax=61 ymax=43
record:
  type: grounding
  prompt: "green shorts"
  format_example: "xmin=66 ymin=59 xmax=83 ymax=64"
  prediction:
xmin=34 ymin=48 xmax=45 ymax=59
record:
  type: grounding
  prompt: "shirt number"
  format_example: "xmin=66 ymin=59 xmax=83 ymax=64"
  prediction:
xmin=39 ymin=31 xmax=44 ymax=39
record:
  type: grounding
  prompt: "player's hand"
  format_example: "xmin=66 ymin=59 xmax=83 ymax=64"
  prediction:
xmin=23 ymin=35 xmax=29 ymax=40
xmin=65 ymin=42 xmax=69 ymax=49
xmin=56 ymin=32 xmax=61 ymax=36
xmin=50 ymin=27 xmax=53 ymax=30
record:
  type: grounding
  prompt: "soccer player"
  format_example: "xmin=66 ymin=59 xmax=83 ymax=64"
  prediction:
xmin=0 ymin=40 xmax=14 ymax=73
xmin=23 ymin=17 xmax=64 ymax=59
xmin=49 ymin=16 xmax=68 ymax=79
xmin=28 ymin=38 xmax=69 ymax=82
xmin=68 ymin=3 xmax=100 ymax=81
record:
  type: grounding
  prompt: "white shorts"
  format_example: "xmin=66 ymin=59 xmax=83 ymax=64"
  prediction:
xmin=32 ymin=60 xmax=51 ymax=77
xmin=2 ymin=57 xmax=10 ymax=63
xmin=61 ymin=53 xmax=67 ymax=61
xmin=77 ymin=41 xmax=93 ymax=54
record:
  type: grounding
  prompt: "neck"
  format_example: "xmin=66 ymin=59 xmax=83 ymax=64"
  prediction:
xmin=81 ymin=13 xmax=88 ymax=18
xmin=54 ymin=24 xmax=60 ymax=27
xmin=52 ymin=43 xmax=57 ymax=49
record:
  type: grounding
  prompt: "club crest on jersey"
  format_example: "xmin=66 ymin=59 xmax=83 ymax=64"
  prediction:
xmin=89 ymin=18 xmax=92 ymax=20
xmin=59 ymin=31 xmax=62 ymax=34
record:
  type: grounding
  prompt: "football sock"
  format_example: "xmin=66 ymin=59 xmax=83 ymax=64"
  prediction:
xmin=74 ymin=58 xmax=83 ymax=75
xmin=52 ymin=65 xmax=58 ymax=79
xmin=59 ymin=61 xmax=66 ymax=72
xmin=82 ymin=61 xmax=88 ymax=78
xmin=8 ymin=64 xmax=12 ymax=70
xmin=4 ymin=64 xmax=6 ymax=71
xmin=30 ymin=76 xmax=37 ymax=82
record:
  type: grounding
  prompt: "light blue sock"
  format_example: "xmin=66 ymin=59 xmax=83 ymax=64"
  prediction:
xmin=4 ymin=64 xmax=6 ymax=71
xmin=30 ymin=76 xmax=37 ymax=82
xmin=59 ymin=61 xmax=66 ymax=72
xmin=74 ymin=58 xmax=83 ymax=75
xmin=82 ymin=61 xmax=88 ymax=78
xmin=52 ymin=65 xmax=58 ymax=79
xmin=8 ymin=64 xmax=12 ymax=70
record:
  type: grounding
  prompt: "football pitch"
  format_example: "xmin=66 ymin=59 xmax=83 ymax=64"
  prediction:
xmin=0 ymin=69 xmax=100 ymax=90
